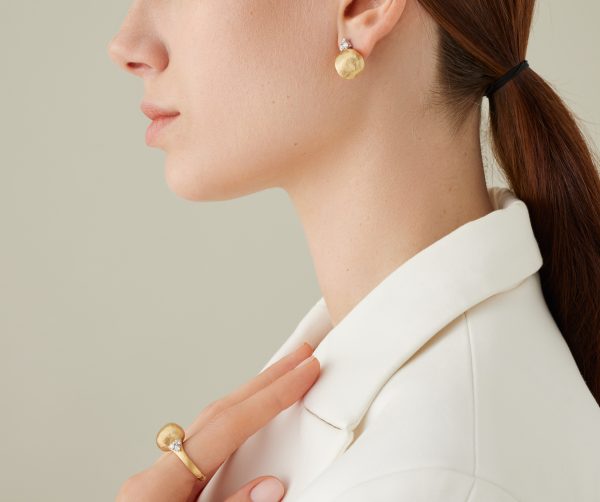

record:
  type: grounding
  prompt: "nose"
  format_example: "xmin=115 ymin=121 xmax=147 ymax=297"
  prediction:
xmin=108 ymin=36 xmax=146 ymax=77
xmin=107 ymin=7 xmax=169 ymax=77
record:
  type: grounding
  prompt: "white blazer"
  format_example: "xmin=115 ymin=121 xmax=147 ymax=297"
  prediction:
xmin=197 ymin=186 xmax=600 ymax=501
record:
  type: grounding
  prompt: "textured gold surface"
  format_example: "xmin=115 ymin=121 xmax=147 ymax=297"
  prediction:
xmin=335 ymin=48 xmax=365 ymax=79
xmin=156 ymin=422 xmax=184 ymax=451
xmin=174 ymin=448 xmax=206 ymax=481
xmin=155 ymin=422 xmax=206 ymax=481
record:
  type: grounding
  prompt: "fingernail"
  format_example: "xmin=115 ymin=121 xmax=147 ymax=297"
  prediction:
xmin=295 ymin=341 xmax=313 ymax=352
xmin=297 ymin=355 xmax=315 ymax=368
xmin=250 ymin=478 xmax=284 ymax=502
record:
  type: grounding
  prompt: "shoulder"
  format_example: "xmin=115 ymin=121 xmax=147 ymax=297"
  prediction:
xmin=328 ymin=467 xmax=520 ymax=502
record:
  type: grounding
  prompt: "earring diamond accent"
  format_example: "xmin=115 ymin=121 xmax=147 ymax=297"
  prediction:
xmin=339 ymin=38 xmax=353 ymax=51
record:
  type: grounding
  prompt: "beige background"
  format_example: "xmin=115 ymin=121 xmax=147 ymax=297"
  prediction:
xmin=1 ymin=2 xmax=598 ymax=501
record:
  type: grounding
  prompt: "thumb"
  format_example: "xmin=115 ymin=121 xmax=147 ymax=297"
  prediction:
xmin=224 ymin=475 xmax=285 ymax=502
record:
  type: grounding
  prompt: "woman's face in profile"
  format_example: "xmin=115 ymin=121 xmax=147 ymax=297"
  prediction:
xmin=108 ymin=0 xmax=355 ymax=202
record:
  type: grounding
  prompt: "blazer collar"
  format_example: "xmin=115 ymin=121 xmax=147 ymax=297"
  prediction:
xmin=260 ymin=186 xmax=543 ymax=432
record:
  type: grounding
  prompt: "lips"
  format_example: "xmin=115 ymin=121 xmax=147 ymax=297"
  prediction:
xmin=141 ymin=101 xmax=181 ymax=146
xmin=140 ymin=101 xmax=180 ymax=121
xmin=145 ymin=114 xmax=179 ymax=146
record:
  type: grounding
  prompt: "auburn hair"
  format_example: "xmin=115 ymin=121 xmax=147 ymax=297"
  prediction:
xmin=416 ymin=0 xmax=600 ymax=405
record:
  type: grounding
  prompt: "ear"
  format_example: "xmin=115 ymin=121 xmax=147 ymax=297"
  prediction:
xmin=336 ymin=0 xmax=407 ymax=59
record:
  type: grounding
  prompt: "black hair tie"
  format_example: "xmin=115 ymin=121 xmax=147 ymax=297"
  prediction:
xmin=484 ymin=60 xmax=529 ymax=98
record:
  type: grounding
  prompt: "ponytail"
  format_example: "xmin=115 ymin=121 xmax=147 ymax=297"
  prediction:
xmin=417 ymin=0 xmax=600 ymax=405
xmin=490 ymin=63 xmax=600 ymax=405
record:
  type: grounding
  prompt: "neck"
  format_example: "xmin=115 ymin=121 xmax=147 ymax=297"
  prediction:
xmin=282 ymin=109 xmax=494 ymax=326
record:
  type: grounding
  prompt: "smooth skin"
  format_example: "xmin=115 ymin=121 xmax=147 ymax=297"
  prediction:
xmin=107 ymin=0 xmax=494 ymax=327
xmin=116 ymin=342 xmax=319 ymax=501
xmin=108 ymin=0 xmax=495 ymax=499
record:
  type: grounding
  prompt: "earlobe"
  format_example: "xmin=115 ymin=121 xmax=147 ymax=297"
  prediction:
xmin=337 ymin=0 xmax=407 ymax=60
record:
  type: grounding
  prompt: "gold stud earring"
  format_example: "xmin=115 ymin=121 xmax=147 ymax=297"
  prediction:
xmin=335 ymin=38 xmax=365 ymax=79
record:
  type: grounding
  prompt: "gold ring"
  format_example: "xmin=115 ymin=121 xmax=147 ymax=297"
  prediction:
xmin=156 ymin=422 xmax=206 ymax=482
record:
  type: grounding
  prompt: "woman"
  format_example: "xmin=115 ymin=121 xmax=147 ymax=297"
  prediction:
xmin=107 ymin=0 xmax=600 ymax=501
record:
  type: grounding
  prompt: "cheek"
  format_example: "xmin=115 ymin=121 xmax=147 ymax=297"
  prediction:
xmin=163 ymin=0 xmax=350 ymax=200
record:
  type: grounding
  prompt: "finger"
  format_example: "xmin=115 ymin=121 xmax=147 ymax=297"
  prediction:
xmin=224 ymin=476 xmax=285 ymax=502
xmin=185 ymin=341 xmax=315 ymax=436
xmin=154 ymin=342 xmax=316 ymax=468
xmin=183 ymin=354 xmax=320 ymax=481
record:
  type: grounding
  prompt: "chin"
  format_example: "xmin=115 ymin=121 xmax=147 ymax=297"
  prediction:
xmin=164 ymin=166 xmax=215 ymax=202
xmin=163 ymin=154 xmax=255 ymax=202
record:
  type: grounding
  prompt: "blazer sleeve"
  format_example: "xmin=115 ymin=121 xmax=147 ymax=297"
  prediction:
xmin=328 ymin=467 xmax=520 ymax=502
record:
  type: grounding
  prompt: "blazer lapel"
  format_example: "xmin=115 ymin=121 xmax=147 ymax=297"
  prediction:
xmin=197 ymin=186 xmax=544 ymax=501
xmin=302 ymin=186 xmax=544 ymax=432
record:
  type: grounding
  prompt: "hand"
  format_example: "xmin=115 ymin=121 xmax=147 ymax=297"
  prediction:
xmin=117 ymin=341 xmax=320 ymax=502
